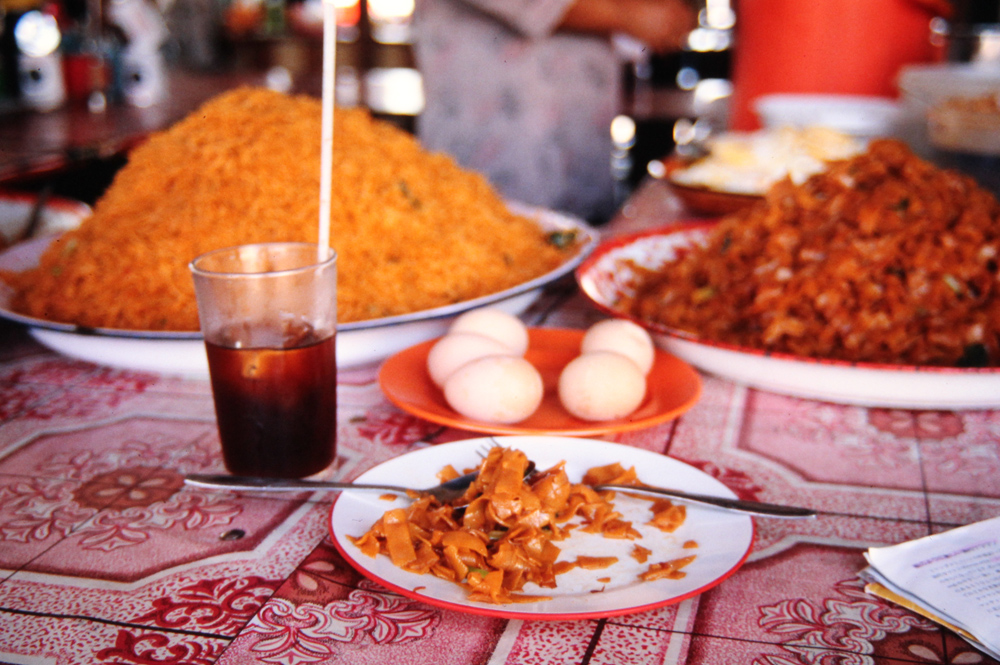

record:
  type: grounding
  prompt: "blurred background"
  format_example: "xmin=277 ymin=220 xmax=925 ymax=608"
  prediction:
xmin=0 ymin=0 xmax=735 ymax=204
xmin=1 ymin=0 xmax=998 ymax=207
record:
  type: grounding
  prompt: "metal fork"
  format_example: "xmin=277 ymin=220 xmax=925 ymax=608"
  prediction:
xmin=185 ymin=460 xmax=536 ymax=504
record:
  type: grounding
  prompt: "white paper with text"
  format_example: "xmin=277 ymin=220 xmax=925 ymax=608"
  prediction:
xmin=865 ymin=517 xmax=1000 ymax=654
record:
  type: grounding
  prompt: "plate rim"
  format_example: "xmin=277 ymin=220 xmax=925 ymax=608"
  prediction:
xmin=0 ymin=189 xmax=93 ymax=217
xmin=665 ymin=177 xmax=765 ymax=199
xmin=328 ymin=435 xmax=755 ymax=620
xmin=377 ymin=326 xmax=703 ymax=436
xmin=660 ymin=153 xmax=766 ymax=216
xmin=666 ymin=175 xmax=766 ymax=201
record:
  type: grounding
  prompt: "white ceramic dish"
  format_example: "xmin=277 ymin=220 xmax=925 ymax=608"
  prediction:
xmin=576 ymin=225 xmax=1000 ymax=409
xmin=754 ymin=93 xmax=904 ymax=139
xmin=0 ymin=204 xmax=597 ymax=376
xmin=0 ymin=190 xmax=91 ymax=247
xmin=898 ymin=63 xmax=1000 ymax=111
xmin=329 ymin=436 xmax=754 ymax=620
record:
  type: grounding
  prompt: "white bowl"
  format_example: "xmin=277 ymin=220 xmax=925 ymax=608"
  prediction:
xmin=754 ymin=93 xmax=903 ymax=138
xmin=898 ymin=63 xmax=1000 ymax=109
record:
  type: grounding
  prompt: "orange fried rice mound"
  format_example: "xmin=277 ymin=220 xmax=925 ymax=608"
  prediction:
xmin=4 ymin=87 xmax=578 ymax=331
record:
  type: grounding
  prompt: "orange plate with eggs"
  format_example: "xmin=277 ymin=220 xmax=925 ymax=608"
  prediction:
xmin=377 ymin=327 xmax=702 ymax=436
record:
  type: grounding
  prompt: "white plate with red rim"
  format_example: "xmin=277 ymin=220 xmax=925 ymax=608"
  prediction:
xmin=575 ymin=223 xmax=1000 ymax=409
xmin=329 ymin=435 xmax=754 ymax=620
xmin=0 ymin=203 xmax=598 ymax=376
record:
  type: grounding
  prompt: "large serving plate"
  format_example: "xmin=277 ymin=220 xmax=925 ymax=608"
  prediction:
xmin=330 ymin=436 xmax=754 ymax=620
xmin=0 ymin=203 xmax=597 ymax=377
xmin=378 ymin=327 xmax=701 ymax=437
xmin=576 ymin=224 xmax=1000 ymax=409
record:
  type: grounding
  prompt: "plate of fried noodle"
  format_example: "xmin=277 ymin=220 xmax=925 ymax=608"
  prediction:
xmin=331 ymin=436 xmax=753 ymax=620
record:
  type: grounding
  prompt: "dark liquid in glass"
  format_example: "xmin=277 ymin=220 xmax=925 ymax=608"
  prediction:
xmin=206 ymin=334 xmax=336 ymax=478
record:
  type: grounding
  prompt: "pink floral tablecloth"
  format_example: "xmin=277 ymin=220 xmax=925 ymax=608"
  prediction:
xmin=1 ymin=180 xmax=998 ymax=665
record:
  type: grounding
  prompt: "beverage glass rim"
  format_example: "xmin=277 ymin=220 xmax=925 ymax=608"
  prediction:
xmin=189 ymin=242 xmax=336 ymax=279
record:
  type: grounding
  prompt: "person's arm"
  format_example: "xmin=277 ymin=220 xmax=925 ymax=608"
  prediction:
xmin=445 ymin=0 xmax=695 ymax=48
xmin=559 ymin=0 xmax=697 ymax=53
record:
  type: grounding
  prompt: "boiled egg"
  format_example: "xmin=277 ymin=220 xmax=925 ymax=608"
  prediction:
xmin=443 ymin=355 xmax=544 ymax=424
xmin=426 ymin=332 xmax=514 ymax=387
xmin=580 ymin=319 xmax=655 ymax=375
xmin=558 ymin=351 xmax=646 ymax=421
xmin=449 ymin=308 xmax=529 ymax=356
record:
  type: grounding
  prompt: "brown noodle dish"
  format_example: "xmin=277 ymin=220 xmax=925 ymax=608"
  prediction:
xmin=349 ymin=447 xmax=695 ymax=605
xmin=2 ymin=88 xmax=580 ymax=332
xmin=625 ymin=139 xmax=1000 ymax=367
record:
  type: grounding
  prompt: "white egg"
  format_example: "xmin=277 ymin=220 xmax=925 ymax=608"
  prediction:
xmin=426 ymin=332 xmax=514 ymax=387
xmin=443 ymin=355 xmax=544 ymax=424
xmin=558 ymin=351 xmax=646 ymax=421
xmin=449 ymin=308 xmax=529 ymax=355
xmin=580 ymin=319 xmax=656 ymax=375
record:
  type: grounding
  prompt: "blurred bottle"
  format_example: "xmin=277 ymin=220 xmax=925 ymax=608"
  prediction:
xmin=60 ymin=0 xmax=115 ymax=111
xmin=1 ymin=0 xmax=42 ymax=99
xmin=11 ymin=0 xmax=67 ymax=110
xmin=108 ymin=0 xmax=167 ymax=106
xmin=262 ymin=0 xmax=283 ymax=35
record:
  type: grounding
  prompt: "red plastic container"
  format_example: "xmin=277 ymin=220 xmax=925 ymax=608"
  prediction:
xmin=729 ymin=0 xmax=951 ymax=129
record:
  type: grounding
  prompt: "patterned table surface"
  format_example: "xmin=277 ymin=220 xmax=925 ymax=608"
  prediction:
xmin=1 ymin=179 xmax=999 ymax=665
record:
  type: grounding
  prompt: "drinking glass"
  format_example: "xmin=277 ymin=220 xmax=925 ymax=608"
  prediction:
xmin=190 ymin=242 xmax=337 ymax=478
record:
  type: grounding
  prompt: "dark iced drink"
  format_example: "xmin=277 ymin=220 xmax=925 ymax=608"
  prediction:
xmin=206 ymin=332 xmax=336 ymax=478
xmin=190 ymin=242 xmax=338 ymax=479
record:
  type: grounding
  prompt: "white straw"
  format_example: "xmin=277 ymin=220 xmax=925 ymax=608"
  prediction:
xmin=318 ymin=0 xmax=337 ymax=254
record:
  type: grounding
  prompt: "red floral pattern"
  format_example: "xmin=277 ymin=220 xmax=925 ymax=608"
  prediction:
xmin=0 ymin=445 xmax=242 ymax=552
xmin=2 ymin=303 xmax=999 ymax=665
xmin=244 ymin=587 xmax=439 ymax=663
xmin=354 ymin=411 xmax=442 ymax=446
xmin=0 ymin=476 xmax=94 ymax=542
xmin=683 ymin=458 xmax=766 ymax=502
xmin=0 ymin=383 xmax=52 ymax=420
xmin=131 ymin=576 xmax=282 ymax=634
xmin=81 ymin=367 xmax=159 ymax=392
xmin=869 ymin=410 xmax=965 ymax=440
xmin=22 ymin=388 xmax=134 ymax=420
xmin=96 ymin=629 xmax=224 ymax=665
xmin=752 ymin=578 xmax=984 ymax=664
xmin=73 ymin=467 xmax=185 ymax=509
xmin=0 ymin=358 xmax=97 ymax=385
